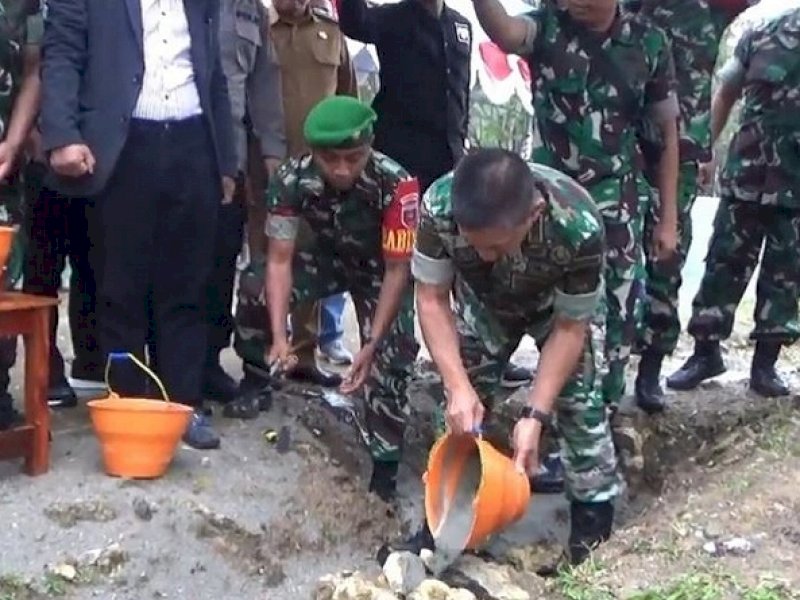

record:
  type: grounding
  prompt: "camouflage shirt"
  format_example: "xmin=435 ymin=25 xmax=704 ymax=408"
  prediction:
xmin=519 ymin=2 xmax=679 ymax=192
xmin=412 ymin=163 xmax=606 ymax=338
xmin=267 ymin=151 xmax=419 ymax=278
xmin=718 ymin=8 xmax=800 ymax=208
xmin=0 ymin=0 xmax=41 ymax=141
xmin=0 ymin=0 xmax=42 ymax=234
xmin=626 ymin=0 xmax=719 ymax=164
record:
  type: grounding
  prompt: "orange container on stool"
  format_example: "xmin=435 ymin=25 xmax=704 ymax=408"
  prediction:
xmin=88 ymin=353 xmax=193 ymax=479
xmin=0 ymin=225 xmax=17 ymax=277
xmin=424 ymin=433 xmax=531 ymax=550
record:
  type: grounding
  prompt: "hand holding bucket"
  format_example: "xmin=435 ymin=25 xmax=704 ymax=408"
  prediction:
xmin=423 ymin=433 xmax=531 ymax=561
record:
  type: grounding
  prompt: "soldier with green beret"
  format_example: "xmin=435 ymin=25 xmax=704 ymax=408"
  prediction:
xmin=258 ymin=95 xmax=420 ymax=501
xmin=0 ymin=0 xmax=44 ymax=429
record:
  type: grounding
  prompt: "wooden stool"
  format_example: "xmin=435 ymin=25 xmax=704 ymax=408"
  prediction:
xmin=0 ymin=292 xmax=56 ymax=475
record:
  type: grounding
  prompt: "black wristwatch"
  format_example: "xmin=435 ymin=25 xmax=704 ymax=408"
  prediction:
xmin=518 ymin=405 xmax=553 ymax=430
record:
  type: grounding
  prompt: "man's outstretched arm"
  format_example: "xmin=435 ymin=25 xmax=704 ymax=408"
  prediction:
xmin=472 ymin=0 xmax=537 ymax=55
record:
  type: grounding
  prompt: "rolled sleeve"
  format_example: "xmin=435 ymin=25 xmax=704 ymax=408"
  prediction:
xmin=515 ymin=15 xmax=540 ymax=56
xmin=648 ymin=93 xmax=680 ymax=123
xmin=411 ymin=249 xmax=454 ymax=286
xmin=553 ymin=280 xmax=604 ymax=321
xmin=644 ymin=29 xmax=678 ymax=118
xmin=266 ymin=215 xmax=300 ymax=240
xmin=26 ymin=13 xmax=44 ymax=46
xmin=718 ymin=56 xmax=746 ymax=89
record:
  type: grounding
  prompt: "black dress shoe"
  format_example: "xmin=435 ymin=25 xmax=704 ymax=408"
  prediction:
xmin=48 ymin=379 xmax=78 ymax=409
xmin=202 ymin=364 xmax=239 ymax=404
xmin=288 ymin=363 xmax=342 ymax=388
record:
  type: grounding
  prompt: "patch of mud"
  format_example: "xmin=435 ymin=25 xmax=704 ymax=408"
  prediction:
xmin=192 ymin=461 xmax=401 ymax=589
xmin=194 ymin=509 xmax=288 ymax=588
xmin=294 ymin=461 xmax=403 ymax=551
xmin=43 ymin=499 xmax=118 ymax=528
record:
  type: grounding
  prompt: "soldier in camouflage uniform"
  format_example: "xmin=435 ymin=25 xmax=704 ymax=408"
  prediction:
xmin=622 ymin=0 xmax=720 ymax=414
xmin=0 ymin=0 xmax=43 ymax=430
xmin=470 ymin=0 xmax=680 ymax=412
xmin=384 ymin=148 xmax=619 ymax=569
xmin=263 ymin=96 xmax=419 ymax=501
xmin=668 ymin=8 xmax=800 ymax=397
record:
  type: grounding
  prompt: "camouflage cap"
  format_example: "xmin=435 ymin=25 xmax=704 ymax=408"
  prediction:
xmin=303 ymin=96 xmax=377 ymax=148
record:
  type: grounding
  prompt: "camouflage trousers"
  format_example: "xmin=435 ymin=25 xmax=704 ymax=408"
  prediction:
xmin=637 ymin=163 xmax=699 ymax=355
xmin=589 ymin=175 xmax=646 ymax=408
xmin=234 ymin=250 xmax=419 ymax=463
xmin=688 ymin=198 xmax=800 ymax=344
xmin=433 ymin=283 xmax=621 ymax=503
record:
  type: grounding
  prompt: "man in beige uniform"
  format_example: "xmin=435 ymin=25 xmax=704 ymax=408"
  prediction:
xmin=232 ymin=0 xmax=358 ymax=413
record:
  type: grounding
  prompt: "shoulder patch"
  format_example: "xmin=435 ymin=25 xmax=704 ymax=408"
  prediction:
xmin=372 ymin=151 xmax=413 ymax=181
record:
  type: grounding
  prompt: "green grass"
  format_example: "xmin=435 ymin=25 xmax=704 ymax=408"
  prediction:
xmin=628 ymin=573 xmax=728 ymax=600
xmin=627 ymin=571 xmax=797 ymax=600
xmin=554 ymin=559 xmax=616 ymax=600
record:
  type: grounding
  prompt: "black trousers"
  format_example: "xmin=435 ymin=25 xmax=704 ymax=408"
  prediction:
xmin=22 ymin=164 xmax=101 ymax=383
xmin=95 ymin=117 xmax=219 ymax=406
xmin=205 ymin=183 xmax=245 ymax=366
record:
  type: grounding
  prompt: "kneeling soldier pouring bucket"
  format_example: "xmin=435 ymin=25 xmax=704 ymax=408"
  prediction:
xmin=383 ymin=148 xmax=621 ymax=571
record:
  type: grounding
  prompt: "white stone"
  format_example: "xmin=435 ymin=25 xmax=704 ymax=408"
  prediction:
xmin=383 ymin=552 xmax=427 ymax=595
xmin=408 ymin=579 xmax=453 ymax=600
xmin=721 ymin=537 xmax=754 ymax=556
xmin=455 ymin=555 xmax=531 ymax=600
xmin=51 ymin=563 xmax=77 ymax=581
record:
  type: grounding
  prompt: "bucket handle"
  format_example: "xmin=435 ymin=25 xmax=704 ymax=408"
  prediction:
xmin=104 ymin=352 xmax=171 ymax=403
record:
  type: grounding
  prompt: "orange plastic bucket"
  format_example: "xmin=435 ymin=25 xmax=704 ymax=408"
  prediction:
xmin=88 ymin=353 xmax=193 ymax=479
xmin=0 ymin=226 xmax=16 ymax=274
xmin=424 ymin=434 xmax=531 ymax=550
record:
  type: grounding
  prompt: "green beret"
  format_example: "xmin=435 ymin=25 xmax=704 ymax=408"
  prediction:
xmin=303 ymin=96 xmax=377 ymax=148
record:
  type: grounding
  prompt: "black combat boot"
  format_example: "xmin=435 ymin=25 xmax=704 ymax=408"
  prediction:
xmin=0 ymin=340 xmax=20 ymax=429
xmin=222 ymin=368 xmax=272 ymax=419
xmin=369 ymin=460 xmax=400 ymax=504
xmin=567 ymin=500 xmax=615 ymax=566
xmin=666 ymin=340 xmax=725 ymax=391
xmin=635 ymin=351 xmax=666 ymax=414
xmin=0 ymin=372 xmax=20 ymax=430
xmin=536 ymin=500 xmax=615 ymax=577
xmin=376 ymin=520 xmax=436 ymax=567
xmin=750 ymin=342 xmax=790 ymax=397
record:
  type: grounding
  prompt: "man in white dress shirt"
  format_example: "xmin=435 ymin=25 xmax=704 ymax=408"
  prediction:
xmin=41 ymin=0 xmax=237 ymax=449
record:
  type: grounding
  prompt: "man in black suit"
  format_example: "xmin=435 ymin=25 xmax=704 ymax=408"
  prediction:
xmin=41 ymin=0 xmax=237 ymax=449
